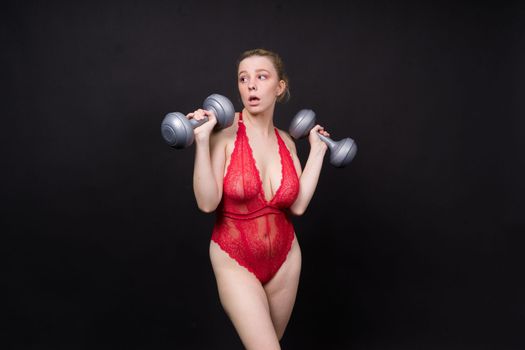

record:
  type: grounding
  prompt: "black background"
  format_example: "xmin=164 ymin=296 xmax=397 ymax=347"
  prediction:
xmin=3 ymin=0 xmax=524 ymax=349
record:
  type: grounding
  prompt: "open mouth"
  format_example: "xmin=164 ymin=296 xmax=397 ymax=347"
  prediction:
xmin=249 ymin=96 xmax=260 ymax=102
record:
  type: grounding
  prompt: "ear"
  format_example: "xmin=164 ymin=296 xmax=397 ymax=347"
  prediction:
xmin=277 ymin=80 xmax=286 ymax=97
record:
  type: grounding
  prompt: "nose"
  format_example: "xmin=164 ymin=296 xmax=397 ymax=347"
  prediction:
xmin=248 ymin=81 xmax=257 ymax=91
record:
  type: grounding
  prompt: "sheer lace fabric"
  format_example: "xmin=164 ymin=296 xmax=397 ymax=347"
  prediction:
xmin=211 ymin=112 xmax=300 ymax=284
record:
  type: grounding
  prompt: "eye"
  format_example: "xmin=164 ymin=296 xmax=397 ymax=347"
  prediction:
xmin=258 ymin=74 xmax=267 ymax=80
xmin=239 ymin=76 xmax=248 ymax=83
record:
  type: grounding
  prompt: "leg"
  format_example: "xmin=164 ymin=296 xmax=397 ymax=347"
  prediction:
xmin=264 ymin=234 xmax=302 ymax=340
xmin=209 ymin=241 xmax=281 ymax=350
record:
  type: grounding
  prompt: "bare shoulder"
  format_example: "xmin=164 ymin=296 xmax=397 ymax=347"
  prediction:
xmin=210 ymin=112 xmax=240 ymax=149
xmin=211 ymin=113 xmax=239 ymax=141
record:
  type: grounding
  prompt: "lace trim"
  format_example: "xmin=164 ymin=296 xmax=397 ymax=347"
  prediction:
xmin=211 ymin=236 xmax=260 ymax=278
xmin=211 ymin=233 xmax=295 ymax=285
xmin=223 ymin=114 xmax=243 ymax=182
xmin=240 ymin=122 xmax=286 ymax=205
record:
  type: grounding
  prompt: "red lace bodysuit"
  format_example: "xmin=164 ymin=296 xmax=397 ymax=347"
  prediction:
xmin=211 ymin=111 xmax=300 ymax=284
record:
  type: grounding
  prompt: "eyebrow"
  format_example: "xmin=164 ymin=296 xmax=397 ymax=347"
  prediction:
xmin=238 ymin=69 xmax=271 ymax=76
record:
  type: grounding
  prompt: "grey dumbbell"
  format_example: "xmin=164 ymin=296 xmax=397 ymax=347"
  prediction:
xmin=161 ymin=94 xmax=235 ymax=149
xmin=289 ymin=109 xmax=357 ymax=168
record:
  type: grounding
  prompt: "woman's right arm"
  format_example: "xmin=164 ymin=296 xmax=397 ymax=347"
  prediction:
xmin=191 ymin=109 xmax=226 ymax=213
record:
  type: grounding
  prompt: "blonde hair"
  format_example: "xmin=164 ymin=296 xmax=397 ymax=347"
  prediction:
xmin=236 ymin=48 xmax=291 ymax=103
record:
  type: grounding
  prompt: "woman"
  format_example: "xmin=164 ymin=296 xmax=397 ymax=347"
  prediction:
xmin=188 ymin=48 xmax=329 ymax=349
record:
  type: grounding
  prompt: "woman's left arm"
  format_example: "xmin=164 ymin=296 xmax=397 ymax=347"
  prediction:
xmin=288 ymin=125 xmax=329 ymax=216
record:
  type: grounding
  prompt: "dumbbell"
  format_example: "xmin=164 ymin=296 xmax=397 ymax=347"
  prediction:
xmin=289 ymin=109 xmax=357 ymax=168
xmin=161 ymin=94 xmax=235 ymax=149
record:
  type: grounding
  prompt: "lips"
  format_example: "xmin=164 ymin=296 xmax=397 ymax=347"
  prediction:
xmin=248 ymin=95 xmax=260 ymax=105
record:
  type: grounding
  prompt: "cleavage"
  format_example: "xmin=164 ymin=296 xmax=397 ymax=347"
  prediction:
xmin=245 ymin=129 xmax=283 ymax=202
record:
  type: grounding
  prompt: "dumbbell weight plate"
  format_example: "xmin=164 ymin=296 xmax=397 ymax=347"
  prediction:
xmin=203 ymin=94 xmax=235 ymax=130
xmin=161 ymin=112 xmax=195 ymax=149
xmin=289 ymin=109 xmax=317 ymax=139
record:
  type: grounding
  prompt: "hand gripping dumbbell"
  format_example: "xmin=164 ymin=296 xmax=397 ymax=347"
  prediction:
xmin=161 ymin=94 xmax=235 ymax=149
xmin=289 ymin=109 xmax=357 ymax=168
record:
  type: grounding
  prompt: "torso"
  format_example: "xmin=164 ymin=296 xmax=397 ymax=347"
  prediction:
xmin=210 ymin=111 xmax=301 ymax=285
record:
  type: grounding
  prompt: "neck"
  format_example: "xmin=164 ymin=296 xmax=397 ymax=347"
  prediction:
xmin=242 ymin=107 xmax=276 ymax=138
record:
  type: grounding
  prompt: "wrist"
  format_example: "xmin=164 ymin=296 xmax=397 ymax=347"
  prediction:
xmin=195 ymin=134 xmax=210 ymax=145
xmin=310 ymin=143 xmax=328 ymax=156
xmin=310 ymin=141 xmax=328 ymax=151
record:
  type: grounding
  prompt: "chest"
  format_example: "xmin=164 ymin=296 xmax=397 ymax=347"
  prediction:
xmin=224 ymin=126 xmax=286 ymax=201
xmin=249 ymin=135 xmax=283 ymax=187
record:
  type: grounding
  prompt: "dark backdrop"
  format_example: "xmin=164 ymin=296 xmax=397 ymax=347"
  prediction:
xmin=3 ymin=1 xmax=524 ymax=349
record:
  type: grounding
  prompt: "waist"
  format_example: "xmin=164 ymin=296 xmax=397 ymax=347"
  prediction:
xmin=219 ymin=206 xmax=287 ymax=220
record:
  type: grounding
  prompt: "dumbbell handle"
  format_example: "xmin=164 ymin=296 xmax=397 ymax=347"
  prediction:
xmin=289 ymin=109 xmax=357 ymax=167
xmin=310 ymin=131 xmax=357 ymax=168
xmin=162 ymin=94 xmax=234 ymax=149
xmin=317 ymin=133 xmax=334 ymax=147
xmin=188 ymin=101 xmax=226 ymax=129
xmin=189 ymin=116 xmax=209 ymax=129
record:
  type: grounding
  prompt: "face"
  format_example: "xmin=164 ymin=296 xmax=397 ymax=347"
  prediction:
xmin=237 ymin=55 xmax=285 ymax=115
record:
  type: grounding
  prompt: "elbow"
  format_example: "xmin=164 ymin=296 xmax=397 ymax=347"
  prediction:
xmin=289 ymin=206 xmax=305 ymax=217
xmin=199 ymin=207 xmax=214 ymax=214
xmin=195 ymin=190 xmax=221 ymax=213
xmin=197 ymin=196 xmax=221 ymax=213
xmin=197 ymin=203 xmax=217 ymax=214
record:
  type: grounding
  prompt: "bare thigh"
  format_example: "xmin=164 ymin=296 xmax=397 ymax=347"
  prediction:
xmin=264 ymin=234 xmax=302 ymax=340
xmin=209 ymin=241 xmax=281 ymax=350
